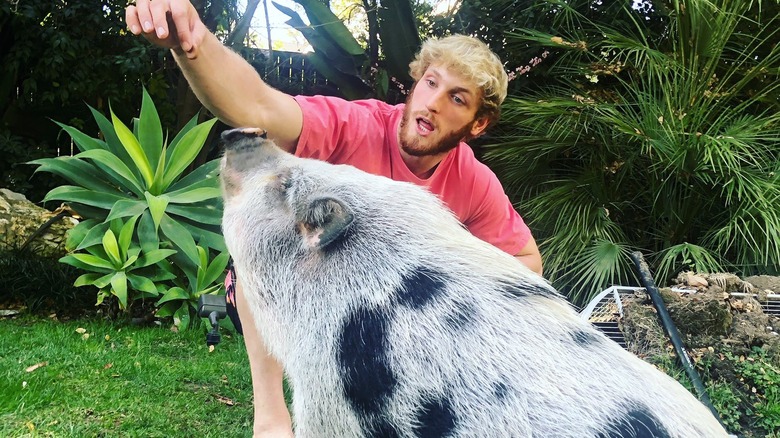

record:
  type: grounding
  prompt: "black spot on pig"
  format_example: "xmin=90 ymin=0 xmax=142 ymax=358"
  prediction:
xmin=500 ymin=282 xmax=552 ymax=300
xmin=492 ymin=381 xmax=509 ymax=401
xmin=597 ymin=407 xmax=671 ymax=438
xmin=572 ymin=329 xmax=603 ymax=347
xmin=366 ymin=419 xmax=401 ymax=438
xmin=396 ymin=266 xmax=448 ymax=309
xmin=444 ymin=301 xmax=475 ymax=330
xmin=337 ymin=306 xmax=397 ymax=418
xmin=412 ymin=395 xmax=457 ymax=437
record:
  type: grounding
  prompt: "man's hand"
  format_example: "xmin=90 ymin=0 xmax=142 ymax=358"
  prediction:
xmin=125 ymin=0 xmax=206 ymax=59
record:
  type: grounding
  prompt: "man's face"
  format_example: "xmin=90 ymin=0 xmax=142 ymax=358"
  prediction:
xmin=399 ymin=65 xmax=489 ymax=157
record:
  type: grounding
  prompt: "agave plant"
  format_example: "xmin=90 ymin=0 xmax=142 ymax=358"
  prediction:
xmin=31 ymin=88 xmax=227 ymax=322
xmin=61 ymin=216 xmax=177 ymax=310
xmin=34 ymin=89 xmax=223 ymax=259
xmin=155 ymin=244 xmax=230 ymax=328
xmin=482 ymin=0 xmax=780 ymax=304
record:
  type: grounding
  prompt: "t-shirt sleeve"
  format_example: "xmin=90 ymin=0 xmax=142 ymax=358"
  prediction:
xmin=293 ymin=95 xmax=375 ymax=162
xmin=465 ymin=170 xmax=532 ymax=256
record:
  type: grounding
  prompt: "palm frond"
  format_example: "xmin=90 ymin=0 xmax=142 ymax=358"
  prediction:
xmin=653 ymin=242 xmax=726 ymax=284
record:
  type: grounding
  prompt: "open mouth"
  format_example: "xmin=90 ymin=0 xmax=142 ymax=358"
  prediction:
xmin=416 ymin=117 xmax=434 ymax=135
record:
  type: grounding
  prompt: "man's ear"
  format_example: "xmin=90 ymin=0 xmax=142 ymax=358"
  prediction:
xmin=296 ymin=196 xmax=354 ymax=250
xmin=469 ymin=116 xmax=490 ymax=138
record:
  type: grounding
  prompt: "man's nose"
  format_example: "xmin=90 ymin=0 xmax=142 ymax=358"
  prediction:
xmin=425 ymin=90 xmax=446 ymax=113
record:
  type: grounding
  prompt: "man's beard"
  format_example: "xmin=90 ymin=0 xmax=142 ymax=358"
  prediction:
xmin=399 ymin=98 xmax=475 ymax=157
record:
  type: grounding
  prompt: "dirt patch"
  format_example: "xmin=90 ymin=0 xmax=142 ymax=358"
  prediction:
xmin=621 ymin=273 xmax=780 ymax=437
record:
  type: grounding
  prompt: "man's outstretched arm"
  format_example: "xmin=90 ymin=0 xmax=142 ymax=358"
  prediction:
xmin=125 ymin=0 xmax=302 ymax=151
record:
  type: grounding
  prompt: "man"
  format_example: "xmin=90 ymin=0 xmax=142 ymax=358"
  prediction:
xmin=126 ymin=1 xmax=542 ymax=436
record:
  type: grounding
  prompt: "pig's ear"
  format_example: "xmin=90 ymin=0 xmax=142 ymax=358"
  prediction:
xmin=297 ymin=196 xmax=354 ymax=250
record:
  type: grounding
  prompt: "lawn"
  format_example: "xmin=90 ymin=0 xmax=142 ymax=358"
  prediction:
xmin=0 ymin=316 xmax=255 ymax=437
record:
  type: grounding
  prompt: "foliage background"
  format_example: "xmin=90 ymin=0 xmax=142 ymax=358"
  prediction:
xmin=2 ymin=0 xmax=778 ymax=306
xmin=0 ymin=0 xmax=174 ymax=201
xmin=434 ymin=0 xmax=780 ymax=304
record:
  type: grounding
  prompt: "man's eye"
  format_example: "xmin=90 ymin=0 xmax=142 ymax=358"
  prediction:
xmin=427 ymin=79 xmax=436 ymax=87
xmin=453 ymin=95 xmax=464 ymax=105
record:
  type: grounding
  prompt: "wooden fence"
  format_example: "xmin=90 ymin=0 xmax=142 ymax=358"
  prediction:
xmin=239 ymin=48 xmax=338 ymax=97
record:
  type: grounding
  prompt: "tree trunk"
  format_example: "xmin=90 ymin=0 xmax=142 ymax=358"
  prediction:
xmin=226 ymin=0 xmax=262 ymax=48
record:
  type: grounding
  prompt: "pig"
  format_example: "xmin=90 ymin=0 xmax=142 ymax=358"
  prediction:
xmin=219 ymin=128 xmax=729 ymax=438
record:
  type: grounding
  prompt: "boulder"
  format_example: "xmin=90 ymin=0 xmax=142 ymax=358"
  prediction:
xmin=0 ymin=188 xmax=78 ymax=258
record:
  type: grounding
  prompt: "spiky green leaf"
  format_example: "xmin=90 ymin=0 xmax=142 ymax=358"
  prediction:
xmin=111 ymin=108 xmax=154 ymax=187
xmin=162 ymin=118 xmax=217 ymax=189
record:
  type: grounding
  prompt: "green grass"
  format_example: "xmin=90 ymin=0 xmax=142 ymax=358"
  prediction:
xmin=0 ymin=316 xmax=255 ymax=437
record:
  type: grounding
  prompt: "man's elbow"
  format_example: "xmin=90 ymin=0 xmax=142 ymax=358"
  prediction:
xmin=513 ymin=238 xmax=543 ymax=276
xmin=515 ymin=253 xmax=543 ymax=277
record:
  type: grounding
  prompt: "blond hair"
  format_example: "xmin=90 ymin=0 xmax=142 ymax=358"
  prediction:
xmin=408 ymin=34 xmax=508 ymax=127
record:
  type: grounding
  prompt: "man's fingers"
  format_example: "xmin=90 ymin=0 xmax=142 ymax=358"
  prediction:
xmin=126 ymin=0 xmax=202 ymax=54
xmin=133 ymin=0 xmax=155 ymax=34
xmin=150 ymin=0 xmax=172 ymax=39
xmin=125 ymin=5 xmax=142 ymax=35
xmin=169 ymin=0 xmax=193 ymax=52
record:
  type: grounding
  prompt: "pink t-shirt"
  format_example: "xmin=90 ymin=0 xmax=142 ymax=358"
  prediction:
xmin=293 ymin=95 xmax=531 ymax=255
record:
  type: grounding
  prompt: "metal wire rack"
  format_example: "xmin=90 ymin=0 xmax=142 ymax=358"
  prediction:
xmin=578 ymin=286 xmax=780 ymax=349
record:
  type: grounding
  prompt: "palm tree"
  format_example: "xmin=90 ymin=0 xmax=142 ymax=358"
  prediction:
xmin=481 ymin=0 xmax=780 ymax=305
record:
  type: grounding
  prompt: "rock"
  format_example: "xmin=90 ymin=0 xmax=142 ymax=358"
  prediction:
xmin=674 ymin=271 xmax=709 ymax=288
xmin=706 ymin=273 xmax=754 ymax=293
xmin=687 ymin=273 xmax=709 ymax=288
xmin=744 ymin=275 xmax=780 ymax=294
xmin=0 ymin=188 xmax=79 ymax=258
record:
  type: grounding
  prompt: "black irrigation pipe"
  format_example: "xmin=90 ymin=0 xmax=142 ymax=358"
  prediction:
xmin=629 ymin=251 xmax=726 ymax=429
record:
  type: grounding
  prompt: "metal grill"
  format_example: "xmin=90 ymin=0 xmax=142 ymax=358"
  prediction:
xmin=580 ymin=287 xmax=780 ymax=350
xmin=579 ymin=286 xmax=646 ymax=348
xmin=591 ymin=322 xmax=627 ymax=349
xmin=765 ymin=296 xmax=780 ymax=316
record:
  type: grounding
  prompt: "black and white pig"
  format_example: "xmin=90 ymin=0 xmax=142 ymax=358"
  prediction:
xmin=219 ymin=128 xmax=728 ymax=438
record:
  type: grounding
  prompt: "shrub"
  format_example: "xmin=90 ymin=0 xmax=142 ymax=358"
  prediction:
xmin=30 ymin=88 xmax=228 ymax=327
xmin=481 ymin=0 xmax=780 ymax=305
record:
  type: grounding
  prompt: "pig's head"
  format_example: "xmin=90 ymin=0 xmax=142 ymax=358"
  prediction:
xmin=219 ymin=128 xmax=362 ymax=256
xmin=220 ymin=128 xmax=453 ymax=265
xmin=219 ymin=128 xmax=526 ymax=306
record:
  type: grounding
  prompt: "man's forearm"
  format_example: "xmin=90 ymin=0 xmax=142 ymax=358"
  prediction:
xmin=172 ymin=32 xmax=268 ymax=128
xmin=171 ymin=32 xmax=303 ymax=150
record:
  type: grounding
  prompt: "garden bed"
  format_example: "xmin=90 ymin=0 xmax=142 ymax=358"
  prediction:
xmin=621 ymin=274 xmax=780 ymax=437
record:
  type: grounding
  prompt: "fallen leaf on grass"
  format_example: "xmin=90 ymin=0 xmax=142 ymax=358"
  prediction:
xmin=75 ymin=327 xmax=87 ymax=334
xmin=208 ymin=345 xmax=215 ymax=353
xmin=104 ymin=363 xmax=113 ymax=370
xmin=25 ymin=362 xmax=48 ymax=373
xmin=213 ymin=394 xmax=236 ymax=406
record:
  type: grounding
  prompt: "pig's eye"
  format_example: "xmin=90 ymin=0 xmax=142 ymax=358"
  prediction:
xmin=277 ymin=172 xmax=292 ymax=191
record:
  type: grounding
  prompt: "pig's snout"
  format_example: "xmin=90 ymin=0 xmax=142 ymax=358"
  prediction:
xmin=220 ymin=127 xmax=285 ymax=172
xmin=221 ymin=127 xmax=267 ymax=145
xmin=220 ymin=128 xmax=269 ymax=157
xmin=220 ymin=128 xmax=289 ymax=199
